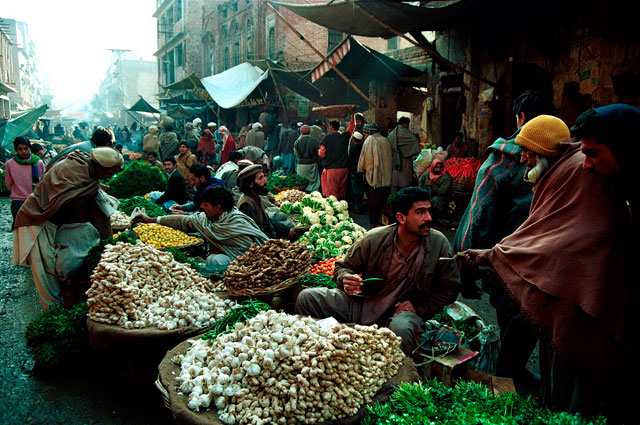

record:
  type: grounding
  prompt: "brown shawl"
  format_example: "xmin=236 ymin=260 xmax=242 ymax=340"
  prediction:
xmin=485 ymin=143 xmax=630 ymax=385
xmin=15 ymin=151 xmax=101 ymax=229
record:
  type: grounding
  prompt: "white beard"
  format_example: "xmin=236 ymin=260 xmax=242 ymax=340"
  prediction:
xmin=524 ymin=156 xmax=550 ymax=183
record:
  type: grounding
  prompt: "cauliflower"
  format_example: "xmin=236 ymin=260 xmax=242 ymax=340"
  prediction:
xmin=310 ymin=191 xmax=323 ymax=199
xmin=337 ymin=213 xmax=347 ymax=221
xmin=342 ymin=235 xmax=353 ymax=245
xmin=328 ymin=195 xmax=338 ymax=203
xmin=325 ymin=206 xmax=335 ymax=216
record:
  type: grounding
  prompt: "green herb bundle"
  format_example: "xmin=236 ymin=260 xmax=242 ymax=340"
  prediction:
xmin=362 ymin=381 xmax=606 ymax=425
xmin=162 ymin=247 xmax=201 ymax=271
xmin=118 ymin=196 xmax=166 ymax=218
xmin=108 ymin=160 xmax=166 ymax=198
xmin=0 ymin=168 xmax=8 ymax=193
xmin=25 ymin=302 xmax=89 ymax=370
xmin=273 ymin=174 xmax=309 ymax=189
xmin=201 ymin=300 xmax=272 ymax=343
xmin=432 ymin=312 xmax=481 ymax=340
xmin=299 ymin=273 xmax=337 ymax=289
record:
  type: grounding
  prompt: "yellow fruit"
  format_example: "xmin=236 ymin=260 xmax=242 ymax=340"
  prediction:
xmin=132 ymin=223 xmax=203 ymax=249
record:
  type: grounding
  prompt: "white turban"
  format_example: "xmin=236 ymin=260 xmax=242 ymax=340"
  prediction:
xmin=90 ymin=147 xmax=124 ymax=169
xmin=207 ymin=122 xmax=217 ymax=128
xmin=252 ymin=122 xmax=262 ymax=130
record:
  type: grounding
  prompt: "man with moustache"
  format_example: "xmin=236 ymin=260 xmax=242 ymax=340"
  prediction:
xmin=462 ymin=115 xmax=631 ymax=420
xmin=296 ymin=187 xmax=461 ymax=354
xmin=236 ymin=164 xmax=305 ymax=240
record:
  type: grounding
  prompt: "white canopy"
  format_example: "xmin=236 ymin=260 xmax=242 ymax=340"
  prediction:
xmin=201 ymin=62 xmax=269 ymax=109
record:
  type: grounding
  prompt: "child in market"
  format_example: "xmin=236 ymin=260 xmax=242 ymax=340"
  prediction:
xmin=4 ymin=137 xmax=45 ymax=228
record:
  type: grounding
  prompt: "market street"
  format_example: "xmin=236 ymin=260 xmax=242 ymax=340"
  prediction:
xmin=0 ymin=196 xmax=173 ymax=425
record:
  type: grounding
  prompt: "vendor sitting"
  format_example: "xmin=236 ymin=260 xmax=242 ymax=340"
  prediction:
xmin=153 ymin=156 xmax=188 ymax=210
xmin=170 ymin=163 xmax=225 ymax=214
xmin=418 ymin=158 xmax=452 ymax=220
xmin=237 ymin=164 xmax=305 ymax=240
xmin=295 ymin=187 xmax=461 ymax=354
xmin=145 ymin=151 xmax=164 ymax=170
xmin=215 ymin=150 xmax=243 ymax=189
xmin=135 ymin=186 xmax=268 ymax=272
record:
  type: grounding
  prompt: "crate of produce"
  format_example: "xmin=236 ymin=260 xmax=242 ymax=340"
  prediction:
xmin=312 ymin=104 xmax=359 ymax=118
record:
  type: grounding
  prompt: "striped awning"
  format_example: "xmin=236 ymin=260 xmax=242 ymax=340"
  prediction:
xmin=311 ymin=38 xmax=351 ymax=82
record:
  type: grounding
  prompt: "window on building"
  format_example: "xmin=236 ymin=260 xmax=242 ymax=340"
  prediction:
xmin=267 ymin=27 xmax=276 ymax=59
xmin=175 ymin=43 xmax=183 ymax=67
xmin=327 ymin=29 xmax=343 ymax=51
xmin=163 ymin=51 xmax=175 ymax=85
xmin=224 ymin=47 xmax=230 ymax=70
xmin=175 ymin=0 xmax=182 ymax=22
xmin=387 ymin=36 xmax=398 ymax=51
xmin=246 ymin=19 xmax=254 ymax=59
xmin=233 ymin=41 xmax=240 ymax=66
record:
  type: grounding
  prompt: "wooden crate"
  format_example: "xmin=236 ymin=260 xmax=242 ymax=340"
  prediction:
xmin=469 ymin=370 xmax=516 ymax=395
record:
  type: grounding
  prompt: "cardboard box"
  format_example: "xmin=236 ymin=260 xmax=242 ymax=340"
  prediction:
xmin=413 ymin=346 xmax=479 ymax=387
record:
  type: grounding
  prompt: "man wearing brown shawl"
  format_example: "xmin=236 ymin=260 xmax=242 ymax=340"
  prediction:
xmin=12 ymin=148 xmax=124 ymax=309
xmin=388 ymin=116 xmax=420 ymax=193
xmin=463 ymin=115 xmax=630 ymax=421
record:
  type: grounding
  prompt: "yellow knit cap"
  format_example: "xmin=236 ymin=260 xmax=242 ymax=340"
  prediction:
xmin=515 ymin=115 xmax=570 ymax=156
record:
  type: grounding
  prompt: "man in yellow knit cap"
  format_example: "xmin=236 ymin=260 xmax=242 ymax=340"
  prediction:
xmin=461 ymin=115 xmax=631 ymax=421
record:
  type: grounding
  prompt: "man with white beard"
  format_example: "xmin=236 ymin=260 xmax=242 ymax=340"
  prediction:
xmin=461 ymin=114 xmax=631 ymax=420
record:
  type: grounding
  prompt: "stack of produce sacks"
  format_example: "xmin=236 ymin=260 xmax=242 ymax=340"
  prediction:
xmin=175 ymin=311 xmax=405 ymax=424
xmin=86 ymin=241 xmax=235 ymax=330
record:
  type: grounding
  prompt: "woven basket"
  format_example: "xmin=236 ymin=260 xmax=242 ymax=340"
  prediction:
xmin=275 ymin=183 xmax=308 ymax=193
xmin=451 ymin=177 xmax=474 ymax=194
xmin=226 ymin=266 xmax=310 ymax=297
xmin=312 ymin=104 xmax=358 ymax=118
xmin=155 ymin=375 xmax=171 ymax=410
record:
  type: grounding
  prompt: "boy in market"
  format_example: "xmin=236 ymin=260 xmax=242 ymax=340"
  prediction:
xmin=4 ymin=137 xmax=45 ymax=228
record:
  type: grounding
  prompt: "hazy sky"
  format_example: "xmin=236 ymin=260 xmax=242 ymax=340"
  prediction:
xmin=2 ymin=0 xmax=157 ymax=109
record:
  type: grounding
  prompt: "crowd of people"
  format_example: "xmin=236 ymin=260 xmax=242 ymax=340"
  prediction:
xmin=3 ymin=96 xmax=636 ymax=423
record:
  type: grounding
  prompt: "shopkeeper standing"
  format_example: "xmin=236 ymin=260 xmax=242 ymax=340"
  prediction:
xmin=296 ymin=187 xmax=461 ymax=354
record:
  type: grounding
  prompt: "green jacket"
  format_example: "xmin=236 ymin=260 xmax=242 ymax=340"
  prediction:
xmin=334 ymin=224 xmax=461 ymax=319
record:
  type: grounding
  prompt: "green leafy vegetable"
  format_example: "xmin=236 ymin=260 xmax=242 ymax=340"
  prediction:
xmin=432 ymin=312 xmax=481 ymax=340
xmin=108 ymin=160 xmax=167 ymax=198
xmin=162 ymin=247 xmax=201 ymax=271
xmin=201 ymin=300 xmax=272 ymax=343
xmin=299 ymin=273 xmax=336 ymax=288
xmin=25 ymin=302 xmax=89 ymax=370
xmin=273 ymin=174 xmax=309 ymax=189
xmin=118 ymin=196 xmax=166 ymax=218
xmin=362 ymin=380 xmax=606 ymax=425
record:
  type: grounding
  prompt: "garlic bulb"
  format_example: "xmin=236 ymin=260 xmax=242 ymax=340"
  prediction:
xmin=177 ymin=311 xmax=404 ymax=424
xmin=86 ymin=241 xmax=235 ymax=329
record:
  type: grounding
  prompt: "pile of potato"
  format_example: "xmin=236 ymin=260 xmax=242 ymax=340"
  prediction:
xmin=86 ymin=241 xmax=235 ymax=329
xmin=176 ymin=311 xmax=405 ymax=424
xmin=274 ymin=189 xmax=306 ymax=206
xmin=223 ymin=240 xmax=311 ymax=294
xmin=133 ymin=223 xmax=202 ymax=249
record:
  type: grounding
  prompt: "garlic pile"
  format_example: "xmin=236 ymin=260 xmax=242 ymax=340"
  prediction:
xmin=175 ymin=311 xmax=404 ymax=424
xmin=86 ymin=241 xmax=235 ymax=329
xmin=110 ymin=210 xmax=131 ymax=227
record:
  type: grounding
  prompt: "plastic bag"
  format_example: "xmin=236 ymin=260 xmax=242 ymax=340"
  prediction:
xmin=433 ymin=147 xmax=448 ymax=162
xmin=130 ymin=206 xmax=146 ymax=221
xmin=414 ymin=149 xmax=433 ymax=176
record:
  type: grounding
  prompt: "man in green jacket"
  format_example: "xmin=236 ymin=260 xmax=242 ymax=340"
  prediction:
xmin=296 ymin=187 xmax=461 ymax=354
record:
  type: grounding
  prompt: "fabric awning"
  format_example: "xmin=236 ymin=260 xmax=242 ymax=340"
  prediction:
xmin=312 ymin=38 xmax=351 ymax=82
xmin=0 ymin=104 xmax=48 ymax=153
xmin=128 ymin=97 xmax=160 ymax=114
xmin=272 ymin=0 xmax=482 ymax=38
xmin=162 ymin=73 xmax=204 ymax=91
xmin=201 ymin=63 xmax=269 ymax=109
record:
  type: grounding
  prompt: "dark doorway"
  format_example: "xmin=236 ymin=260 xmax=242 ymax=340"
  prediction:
xmin=441 ymin=89 xmax=464 ymax=149
xmin=493 ymin=63 xmax=553 ymax=140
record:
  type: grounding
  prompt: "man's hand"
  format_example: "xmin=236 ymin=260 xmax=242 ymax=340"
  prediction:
xmin=288 ymin=226 xmax=309 ymax=241
xmin=170 ymin=204 xmax=183 ymax=211
xmin=132 ymin=213 xmax=156 ymax=224
xmin=394 ymin=301 xmax=416 ymax=315
xmin=460 ymin=249 xmax=491 ymax=269
xmin=342 ymin=274 xmax=362 ymax=295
